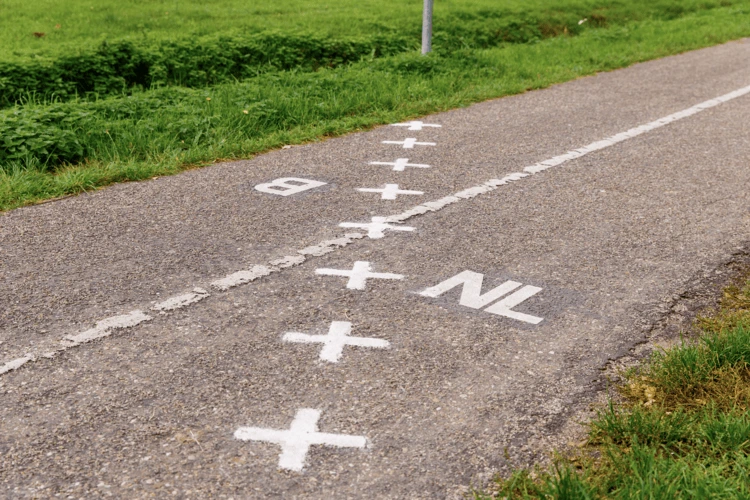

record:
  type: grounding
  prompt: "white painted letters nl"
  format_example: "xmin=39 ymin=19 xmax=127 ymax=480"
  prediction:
xmin=235 ymin=409 xmax=368 ymax=471
xmin=255 ymin=177 xmax=326 ymax=196
xmin=420 ymin=270 xmax=543 ymax=324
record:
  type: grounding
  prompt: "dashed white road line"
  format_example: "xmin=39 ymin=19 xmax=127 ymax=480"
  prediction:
xmin=2 ymin=83 xmax=749 ymax=378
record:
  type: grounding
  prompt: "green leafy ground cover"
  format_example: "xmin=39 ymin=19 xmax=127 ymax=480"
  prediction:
xmin=480 ymin=275 xmax=750 ymax=499
xmin=1 ymin=0 xmax=749 ymax=211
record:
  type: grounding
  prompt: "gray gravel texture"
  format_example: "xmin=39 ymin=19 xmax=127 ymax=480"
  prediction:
xmin=1 ymin=39 xmax=749 ymax=498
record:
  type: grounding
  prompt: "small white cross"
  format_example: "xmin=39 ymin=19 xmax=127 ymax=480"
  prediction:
xmin=339 ymin=216 xmax=414 ymax=239
xmin=357 ymin=184 xmax=424 ymax=200
xmin=382 ymin=138 xmax=436 ymax=149
xmin=234 ymin=408 xmax=367 ymax=472
xmin=391 ymin=121 xmax=442 ymax=131
xmin=369 ymin=158 xmax=431 ymax=172
xmin=283 ymin=321 xmax=390 ymax=362
xmin=316 ymin=261 xmax=404 ymax=290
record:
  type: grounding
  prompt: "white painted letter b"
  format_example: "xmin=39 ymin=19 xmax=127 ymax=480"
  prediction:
xmin=255 ymin=177 xmax=326 ymax=197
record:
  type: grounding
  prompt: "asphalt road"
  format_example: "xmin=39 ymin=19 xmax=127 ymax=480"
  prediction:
xmin=1 ymin=39 xmax=749 ymax=498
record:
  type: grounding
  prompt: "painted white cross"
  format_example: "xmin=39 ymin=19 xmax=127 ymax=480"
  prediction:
xmin=357 ymin=184 xmax=424 ymax=200
xmin=283 ymin=321 xmax=390 ymax=362
xmin=316 ymin=261 xmax=404 ymax=290
xmin=339 ymin=216 xmax=414 ymax=239
xmin=234 ymin=408 xmax=368 ymax=472
xmin=382 ymin=138 xmax=436 ymax=149
xmin=391 ymin=121 xmax=442 ymax=131
xmin=369 ymin=158 xmax=431 ymax=172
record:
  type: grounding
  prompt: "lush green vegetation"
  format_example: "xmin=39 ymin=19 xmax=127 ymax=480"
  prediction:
xmin=1 ymin=0 xmax=750 ymax=211
xmin=480 ymin=276 xmax=750 ymax=499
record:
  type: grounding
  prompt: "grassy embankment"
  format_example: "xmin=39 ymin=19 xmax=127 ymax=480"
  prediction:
xmin=1 ymin=0 xmax=750 ymax=211
xmin=480 ymin=274 xmax=750 ymax=499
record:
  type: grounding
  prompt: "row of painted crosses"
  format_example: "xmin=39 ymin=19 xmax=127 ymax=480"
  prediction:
xmin=237 ymin=261 xmax=544 ymax=471
xmin=254 ymin=121 xmax=439 ymax=201
xmin=236 ymin=121 xmax=441 ymax=473
xmin=239 ymin=121 xmax=545 ymax=473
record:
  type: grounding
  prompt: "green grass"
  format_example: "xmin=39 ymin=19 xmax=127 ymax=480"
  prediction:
xmin=1 ymin=0 xmax=741 ymax=61
xmin=1 ymin=0 xmax=749 ymax=211
xmin=479 ymin=276 xmax=750 ymax=499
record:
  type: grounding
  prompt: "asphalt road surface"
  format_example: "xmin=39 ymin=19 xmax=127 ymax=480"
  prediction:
xmin=1 ymin=40 xmax=749 ymax=499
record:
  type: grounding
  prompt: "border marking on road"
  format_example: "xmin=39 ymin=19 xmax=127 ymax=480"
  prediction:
xmin=391 ymin=121 xmax=442 ymax=131
xmin=316 ymin=261 xmax=405 ymax=290
xmin=255 ymin=177 xmax=327 ymax=197
xmin=382 ymin=138 xmax=436 ymax=149
xmin=369 ymin=158 xmax=431 ymax=171
xmin=339 ymin=217 xmax=415 ymax=239
xmin=420 ymin=270 xmax=544 ymax=324
xmin=282 ymin=321 xmax=390 ymax=363
xmin=4 ymin=84 xmax=749 ymax=377
xmin=234 ymin=408 xmax=368 ymax=472
xmin=357 ymin=184 xmax=423 ymax=200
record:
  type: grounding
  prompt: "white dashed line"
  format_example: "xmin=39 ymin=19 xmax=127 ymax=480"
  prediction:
xmin=2 ymin=84 xmax=749 ymax=378
xmin=152 ymin=288 xmax=210 ymax=312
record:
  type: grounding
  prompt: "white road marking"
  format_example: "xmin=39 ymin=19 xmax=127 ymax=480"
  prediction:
xmin=391 ymin=121 xmax=442 ymax=131
xmin=211 ymin=265 xmax=272 ymax=291
xmin=0 ymin=355 xmax=33 ymax=376
xmin=420 ymin=271 xmax=522 ymax=309
xmin=382 ymin=138 xmax=436 ymax=149
xmin=357 ymin=184 xmax=424 ymax=200
xmin=5 ymin=84 xmax=750 ymax=377
xmin=484 ymin=286 xmax=544 ymax=324
xmin=152 ymin=288 xmax=210 ymax=312
xmin=316 ymin=261 xmax=405 ymax=290
xmin=420 ymin=271 xmax=544 ymax=324
xmin=234 ymin=408 xmax=368 ymax=472
xmin=339 ymin=216 xmax=415 ymax=239
xmin=369 ymin=158 xmax=431 ymax=171
xmin=64 ymin=311 xmax=152 ymax=345
xmin=283 ymin=321 xmax=390 ymax=363
xmin=255 ymin=177 xmax=327 ymax=197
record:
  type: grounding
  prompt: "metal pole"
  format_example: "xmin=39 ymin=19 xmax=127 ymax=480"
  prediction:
xmin=422 ymin=0 xmax=433 ymax=55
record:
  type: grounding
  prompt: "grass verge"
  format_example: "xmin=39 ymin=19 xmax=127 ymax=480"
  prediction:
xmin=478 ymin=272 xmax=750 ymax=499
xmin=1 ymin=5 xmax=750 ymax=212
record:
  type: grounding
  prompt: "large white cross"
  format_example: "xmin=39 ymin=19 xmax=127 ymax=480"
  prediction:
xmin=316 ymin=261 xmax=404 ymax=290
xmin=234 ymin=408 xmax=367 ymax=472
xmin=357 ymin=184 xmax=424 ymax=200
xmin=283 ymin=321 xmax=390 ymax=362
xmin=339 ymin=216 xmax=414 ymax=239
xmin=369 ymin=158 xmax=431 ymax=172
xmin=391 ymin=121 xmax=442 ymax=131
xmin=382 ymin=138 xmax=436 ymax=149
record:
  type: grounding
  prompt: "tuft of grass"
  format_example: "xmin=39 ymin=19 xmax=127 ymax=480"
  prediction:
xmin=2 ymin=6 xmax=750 ymax=211
xmin=480 ymin=275 xmax=750 ymax=499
